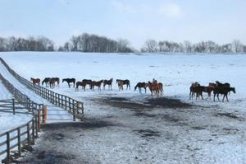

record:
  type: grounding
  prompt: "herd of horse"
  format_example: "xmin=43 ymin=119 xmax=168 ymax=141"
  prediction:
xmin=189 ymin=81 xmax=236 ymax=102
xmin=30 ymin=77 xmax=164 ymax=96
xmin=30 ymin=77 xmax=236 ymax=101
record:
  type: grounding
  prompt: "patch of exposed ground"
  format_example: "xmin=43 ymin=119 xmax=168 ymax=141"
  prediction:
xmin=43 ymin=118 xmax=117 ymax=130
xmin=94 ymin=96 xmax=193 ymax=110
xmin=215 ymin=112 xmax=244 ymax=121
xmin=133 ymin=129 xmax=161 ymax=138
xmin=145 ymin=97 xmax=193 ymax=109
xmin=17 ymin=120 xmax=117 ymax=164
xmin=17 ymin=95 xmax=246 ymax=164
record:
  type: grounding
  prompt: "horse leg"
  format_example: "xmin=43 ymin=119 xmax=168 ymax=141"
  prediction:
xmin=223 ymin=94 xmax=229 ymax=102
xmin=217 ymin=94 xmax=220 ymax=101
xmin=222 ymin=94 xmax=225 ymax=102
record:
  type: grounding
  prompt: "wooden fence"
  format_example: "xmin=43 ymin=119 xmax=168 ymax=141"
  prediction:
xmin=0 ymin=56 xmax=84 ymax=163
xmin=0 ymin=119 xmax=38 ymax=163
xmin=0 ymin=73 xmax=46 ymax=163
xmin=0 ymin=57 xmax=84 ymax=120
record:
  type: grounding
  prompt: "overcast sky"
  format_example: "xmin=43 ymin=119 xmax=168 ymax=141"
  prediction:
xmin=0 ymin=0 xmax=245 ymax=49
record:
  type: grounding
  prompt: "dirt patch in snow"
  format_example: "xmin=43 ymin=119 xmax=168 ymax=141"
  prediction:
xmin=133 ymin=129 xmax=161 ymax=138
xmin=95 ymin=96 xmax=193 ymax=110
xmin=43 ymin=119 xmax=117 ymax=130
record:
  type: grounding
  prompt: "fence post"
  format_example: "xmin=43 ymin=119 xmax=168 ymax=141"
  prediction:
xmin=32 ymin=119 xmax=35 ymax=144
xmin=35 ymin=115 xmax=39 ymax=137
xmin=73 ymin=107 xmax=76 ymax=121
xmin=73 ymin=100 xmax=76 ymax=121
xmin=18 ymin=128 xmax=21 ymax=156
xmin=27 ymin=122 xmax=30 ymax=145
xmin=12 ymin=98 xmax=15 ymax=115
xmin=6 ymin=132 xmax=10 ymax=163
xmin=37 ymin=110 xmax=41 ymax=130
xmin=42 ymin=106 xmax=48 ymax=124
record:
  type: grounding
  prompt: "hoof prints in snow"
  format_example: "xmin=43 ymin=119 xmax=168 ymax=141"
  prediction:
xmin=215 ymin=112 xmax=244 ymax=121
xmin=133 ymin=129 xmax=161 ymax=138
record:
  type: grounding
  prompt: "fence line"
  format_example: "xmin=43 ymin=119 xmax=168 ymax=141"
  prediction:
xmin=0 ymin=56 xmax=85 ymax=163
xmin=0 ymin=57 xmax=84 ymax=120
xmin=0 ymin=119 xmax=38 ymax=164
xmin=0 ymin=74 xmax=46 ymax=163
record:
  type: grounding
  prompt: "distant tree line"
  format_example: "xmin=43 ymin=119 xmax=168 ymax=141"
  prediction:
xmin=141 ymin=39 xmax=246 ymax=53
xmin=1 ymin=33 xmax=246 ymax=53
xmin=0 ymin=36 xmax=54 ymax=51
xmin=58 ymin=33 xmax=133 ymax=52
xmin=0 ymin=33 xmax=133 ymax=53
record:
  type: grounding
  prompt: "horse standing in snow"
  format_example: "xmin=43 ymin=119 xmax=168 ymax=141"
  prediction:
xmin=30 ymin=78 xmax=40 ymax=85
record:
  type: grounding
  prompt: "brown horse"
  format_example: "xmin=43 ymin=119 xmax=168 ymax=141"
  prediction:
xmin=134 ymin=82 xmax=147 ymax=93
xmin=49 ymin=77 xmax=60 ymax=88
xmin=146 ymin=81 xmax=163 ymax=96
xmin=62 ymin=78 xmax=76 ymax=88
xmin=116 ymin=79 xmax=130 ymax=90
xmin=103 ymin=78 xmax=113 ymax=90
xmin=91 ymin=80 xmax=104 ymax=90
xmin=82 ymin=79 xmax=93 ymax=89
xmin=42 ymin=77 xmax=50 ymax=87
xmin=213 ymin=86 xmax=236 ymax=102
xmin=189 ymin=82 xmax=202 ymax=100
xmin=30 ymin=78 xmax=40 ymax=85
xmin=75 ymin=81 xmax=87 ymax=91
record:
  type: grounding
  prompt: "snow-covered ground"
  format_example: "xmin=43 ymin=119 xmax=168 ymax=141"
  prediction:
xmin=0 ymin=52 xmax=246 ymax=163
xmin=0 ymin=81 xmax=32 ymax=133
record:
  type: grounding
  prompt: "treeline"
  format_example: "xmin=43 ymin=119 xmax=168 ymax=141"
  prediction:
xmin=0 ymin=36 xmax=54 ymax=51
xmin=59 ymin=33 xmax=133 ymax=52
xmin=141 ymin=40 xmax=246 ymax=53
xmin=0 ymin=33 xmax=134 ymax=53
xmin=1 ymin=33 xmax=246 ymax=53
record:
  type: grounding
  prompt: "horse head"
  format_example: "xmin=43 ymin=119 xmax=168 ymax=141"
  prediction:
xmin=231 ymin=87 xmax=236 ymax=94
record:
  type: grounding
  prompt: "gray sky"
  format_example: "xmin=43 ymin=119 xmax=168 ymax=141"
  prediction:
xmin=0 ymin=0 xmax=245 ymax=49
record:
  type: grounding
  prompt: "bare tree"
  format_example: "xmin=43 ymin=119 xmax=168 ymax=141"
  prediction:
xmin=232 ymin=40 xmax=243 ymax=53
xmin=142 ymin=39 xmax=158 ymax=52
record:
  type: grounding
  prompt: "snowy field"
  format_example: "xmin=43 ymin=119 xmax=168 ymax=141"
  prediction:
xmin=0 ymin=82 xmax=32 ymax=133
xmin=0 ymin=52 xmax=246 ymax=163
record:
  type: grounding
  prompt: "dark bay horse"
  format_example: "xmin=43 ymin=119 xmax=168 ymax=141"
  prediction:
xmin=213 ymin=86 xmax=236 ymax=102
xmin=82 ymin=79 xmax=93 ymax=89
xmin=75 ymin=81 xmax=87 ymax=91
xmin=62 ymin=78 xmax=76 ymax=88
xmin=134 ymin=82 xmax=147 ymax=93
xmin=49 ymin=77 xmax=60 ymax=88
xmin=42 ymin=78 xmax=50 ymax=87
xmin=91 ymin=80 xmax=103 ymax=90
xmin=42 ymin=77 xmax=59 ymax=88
xmin=116 ymin=79 xmax=130 ymax=90
xmin=30 ymin=78 xmax=40 ymax=85
xmin=103 ymin=78 xmax=113 ymax=90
